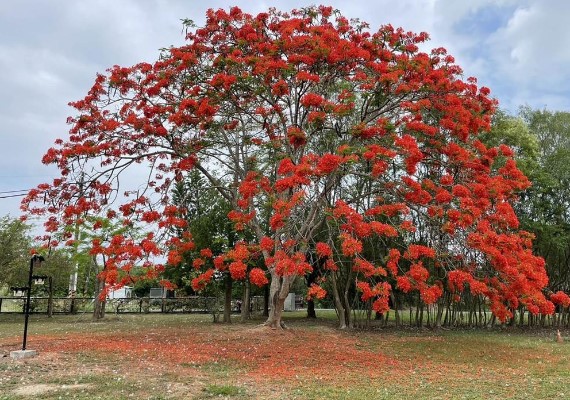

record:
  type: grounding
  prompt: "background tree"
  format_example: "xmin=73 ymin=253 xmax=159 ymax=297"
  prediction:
xmin=22 ymin=6 xmax=561 ymax=329
xmin=0 ymin=216 xmax=32 ymax=291
xmin=517 ymin=107 xmax=570 ymax=295
xmin=171 ymin=170 xmax=238 ymax=322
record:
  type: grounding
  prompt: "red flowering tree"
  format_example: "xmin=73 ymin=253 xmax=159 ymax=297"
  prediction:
xmin=22 ymin=6 xmax=558 ymax=329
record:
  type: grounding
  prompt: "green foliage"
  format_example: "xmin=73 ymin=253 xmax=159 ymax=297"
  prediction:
xmin=0 ymin=216 xmax=32 ymax=291
xmin=173 ymin=170 xmax=236 ymax=251
xmin=170 ymin=170 xmax=237 ymax=294
xmin=39 ymin=250 xmax=75 ymax=296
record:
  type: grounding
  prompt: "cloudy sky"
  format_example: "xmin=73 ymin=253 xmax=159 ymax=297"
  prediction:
xmin=1 ymin=0 xmax=569 ymax=226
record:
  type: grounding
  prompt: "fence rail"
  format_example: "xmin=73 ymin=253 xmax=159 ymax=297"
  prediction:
xmin=0 ymin=296 xmax=266 ymax=315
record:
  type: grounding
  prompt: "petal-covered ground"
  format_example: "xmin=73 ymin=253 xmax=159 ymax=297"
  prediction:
xmin=0 ymin=314 xmax=568 ymax=399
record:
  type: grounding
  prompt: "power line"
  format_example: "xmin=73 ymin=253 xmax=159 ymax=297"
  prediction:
xmin=0 ymin=193 xmax=27 ymax=199
xmin=0 ymin=189 xmax=30 ymax=194
xmin=0 ymin=189 xmax=31 ymax=199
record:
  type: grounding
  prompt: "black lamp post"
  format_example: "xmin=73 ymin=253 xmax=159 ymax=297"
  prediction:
xmin=22 ymin=255 xmax=45 ymax=350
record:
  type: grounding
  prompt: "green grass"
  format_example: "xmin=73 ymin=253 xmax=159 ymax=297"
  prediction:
xmin=0 ymin=313 xmax=568 ymax=399
xmin=203 ymin=384 xmax=243 ymax=397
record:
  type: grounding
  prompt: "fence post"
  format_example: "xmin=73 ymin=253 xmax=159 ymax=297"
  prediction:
xmin=47 ymin=277 xmax=53 ymax=318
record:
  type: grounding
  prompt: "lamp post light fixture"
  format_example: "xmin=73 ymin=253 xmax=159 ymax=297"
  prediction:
xmin=10 ymin=254 xmax=45 ymax=360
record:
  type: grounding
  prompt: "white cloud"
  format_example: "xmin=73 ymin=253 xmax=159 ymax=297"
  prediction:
xmin=493 ymin=2 xmax=570 ymax=83
xmin=456 ymin=0 xmax=570 ymax=111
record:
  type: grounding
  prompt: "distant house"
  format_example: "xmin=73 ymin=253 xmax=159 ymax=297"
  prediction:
xmin=107 ymin=286 xmax=133 ymax=299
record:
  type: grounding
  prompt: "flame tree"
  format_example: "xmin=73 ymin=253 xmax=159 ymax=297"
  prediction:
xmin=22 ymin=6 xmax=558 ymax=329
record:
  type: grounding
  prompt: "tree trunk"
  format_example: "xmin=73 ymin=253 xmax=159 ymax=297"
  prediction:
xmin=241 ymin=279 xmax=251 ymax=322
xmin=223 ymin=273 xmax=232 ymax=323
xmin=82 ymin=255 xmax=93 ymax=297
xmin=307 ymin=299 xmax=317 ymax=318
xmin=305 ymin=257 xmax=319 ymax=319
xmin=330 ymin=272 xmax=347 ymax=329
xmin=264 ymin=273 xmax=293 ymax=329
xmin=93 ymin=278 xmax=106 ymax=320
xmin=92 ymin=257 xmax=106 ymax=320
xmin=391 ymin=292 xmax=400 ymax=327
xmin=263 ymin=284 xmax=269 ymax=317
xmin=343 ymin=274 xmax=354 ymax=329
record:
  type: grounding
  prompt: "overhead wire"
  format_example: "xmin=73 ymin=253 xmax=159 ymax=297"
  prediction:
xmin=0 ymin=189 xmax=30 ymax=199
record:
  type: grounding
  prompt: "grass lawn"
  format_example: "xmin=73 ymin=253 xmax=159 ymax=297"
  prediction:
xmin=0 ymin=312 xmax=568 ymax=399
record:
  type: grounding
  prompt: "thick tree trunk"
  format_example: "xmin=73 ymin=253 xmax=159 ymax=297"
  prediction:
xmin=267 ymin=296 xmax=286 ymax=329
xmin=223 ymin=273 xmax=232 ymax=323
xmin=265 ymin=272 xmax=293 ymax=329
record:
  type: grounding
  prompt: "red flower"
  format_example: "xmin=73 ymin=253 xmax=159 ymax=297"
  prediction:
xmin=287 ymin=126 xmax=307 ymax=148
xmin=340 ymin=234 xmax=362 ymax=257
xmin=300 ymin=93 xmax=325 ymax=107
xmin=229 ymin=261 xmax=247 ymax=280
xmin=405 ymin=244 xmax=436 ymax=260
xmin=260 ymin=236 xmax=274 ymax=252
xmin=420 ymin=284 xmax=443 ymax=304
xmin=396 ymin=276 xmax=412 ymax=292
xmin=213 ymin=256 xmax=225 ymax=270
xmin=307 ymin=284 xmax=327 ymax=300
xmin=551 ymin=291 xmax=570 ymax=308
xmin=200 ymin=248 xmax=213 ymax=258
xmin=249 ymin=268 xmax=268 ymax=287
xmin=316 ymin=154 xmax=343 ymax=174
xmin=191 ymin=269 xmax=214 ymax=291
xmin=315 ymin=242 xmax=333 ymax=258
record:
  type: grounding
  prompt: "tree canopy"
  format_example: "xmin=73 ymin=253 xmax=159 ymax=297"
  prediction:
xmin=22 ymin=6 xmax=563 ymax=328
